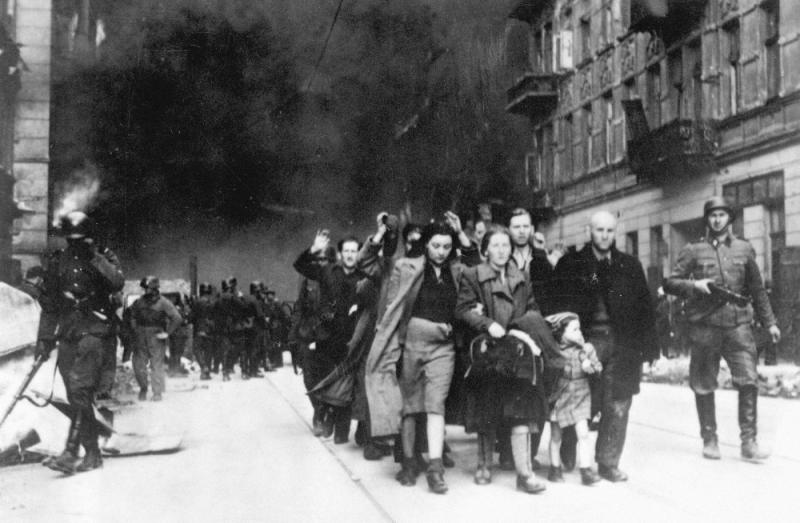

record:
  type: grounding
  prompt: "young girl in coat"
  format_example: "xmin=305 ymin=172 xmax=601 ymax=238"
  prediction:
xmin=545 ymin=312 xmax=602 ymax=485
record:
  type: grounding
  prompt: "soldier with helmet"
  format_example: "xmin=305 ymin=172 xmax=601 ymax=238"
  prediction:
xmin=218 ymin=276 xmax=247 ymax=380
xmin=129 ymin=276 xmax=182 ymax=401
xmin=189 ymin=282 xmax=217 ymax=380
xmin=35 ymin=211 xmax=125 ymax=474
xmin=665 ymin=196 xmax=780 ymax=462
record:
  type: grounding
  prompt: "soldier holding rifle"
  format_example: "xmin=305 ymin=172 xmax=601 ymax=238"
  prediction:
xmin=664 ymin=196 xmax=780 ymax=462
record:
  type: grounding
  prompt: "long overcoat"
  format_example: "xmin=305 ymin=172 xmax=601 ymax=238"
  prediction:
xmin=548 ymin=243 xmax=658 ymax=398
xmin=455 ymin=263 xmax=563 ymax=433
xmin=365 ymin=255 xmax=467 ymax=437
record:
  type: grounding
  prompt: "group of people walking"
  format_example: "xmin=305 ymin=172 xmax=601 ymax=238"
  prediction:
xmin=292 ymin=197 xmax=779 ymax=495
xmin=124 ymin=275 xmax=290 ymax=401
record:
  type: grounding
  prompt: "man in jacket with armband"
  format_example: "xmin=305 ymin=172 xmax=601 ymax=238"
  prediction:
xmin=35 ymin=211 xmax=125 ymax=475
xmin=664 ymin=196 xmax=780 ymax=461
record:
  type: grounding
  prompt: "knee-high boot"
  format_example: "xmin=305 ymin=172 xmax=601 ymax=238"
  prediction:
xmin=46 ymin=409 xmax=84 ymax=475
xmin=739 ymin=386 xmax=769 ymax=460
xmin=695 ymin=393 xmax=720 ymax=459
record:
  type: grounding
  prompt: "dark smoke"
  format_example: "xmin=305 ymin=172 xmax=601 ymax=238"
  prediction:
xmin=51 ymin=0 xmax=526 ymax=298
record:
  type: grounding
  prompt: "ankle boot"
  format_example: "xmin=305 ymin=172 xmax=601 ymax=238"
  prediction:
xmin=426 ymin=458 xmax=448 ymax=494
xmin=76 ymin=409 xmax=103 ymax=472
xmin=548 ymin=465 xmax=564 ymax=482
xmin=695 ymin=393 xmax=720 ymax=459
xmin=47 ymin=410 xmax=84 ymax=475
xmin=511 ymin=431 xmax=546 ymax=494
xmin=580 ymin=467 xmax=601 ymax=485
xmin=739 ymin=386 xmax=769 ymax=461
xmin=396 ymin=456 xmax=418 ymax=486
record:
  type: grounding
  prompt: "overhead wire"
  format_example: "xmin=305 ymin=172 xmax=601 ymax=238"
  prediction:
xmin=304 ymin=0 xmax=347 ymax=92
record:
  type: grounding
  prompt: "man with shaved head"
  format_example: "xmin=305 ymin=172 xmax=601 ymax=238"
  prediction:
xmin=548 ymin=210 xmax=657 ymax=482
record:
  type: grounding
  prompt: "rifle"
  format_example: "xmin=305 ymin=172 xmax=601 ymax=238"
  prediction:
xmin=0 ymin=355 xmax=45 ymax=430
xmin=708 ymin=283 xmax=751 ymax=307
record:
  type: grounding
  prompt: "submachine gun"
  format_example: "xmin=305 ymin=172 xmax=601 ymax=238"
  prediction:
xmin=707 ymin=282 xmax=751 ymax=307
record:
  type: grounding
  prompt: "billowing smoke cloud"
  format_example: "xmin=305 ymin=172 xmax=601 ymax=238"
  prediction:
xmin=50 ymin=0 xmax=525 ymax=294
xmin=51 ymin=164 xmax=101 ymax=227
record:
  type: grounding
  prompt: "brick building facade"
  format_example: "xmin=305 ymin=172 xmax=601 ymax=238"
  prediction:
xmin=506 ymin=0 xmax=800 ymax=341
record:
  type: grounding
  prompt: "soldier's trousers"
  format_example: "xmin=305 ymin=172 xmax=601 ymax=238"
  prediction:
xmin=221 ymin=333 xmax=246 ymax=374
xmin=57 ymin=334 xmax=108 ymax=411
xmin=194 ymin=334 xmax=214 ymax=372
xmin=97 ymin=336 xmax=118 ymax=397
xmin=133 ymin=327 xmax=167 ymax=395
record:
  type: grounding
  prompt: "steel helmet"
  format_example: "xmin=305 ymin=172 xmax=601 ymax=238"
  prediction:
xmin=60 ymin=211 xmax=95 ymax=239
xmin=703 ymin=196 xmax=734 ymax=219
xmin=140 ymin=275 xmax=160 ymax=290
xmin=199 ymin=282 xmax=212 ymax=295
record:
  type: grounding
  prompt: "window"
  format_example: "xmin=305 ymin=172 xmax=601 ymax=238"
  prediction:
xmin=543 ymin=23 xmax=554 ymax=73
xmin=622 ymin=78 xmax=637 ymax=145
xmin=605 ymin=94 xmax=614 ymax=164
xmin=723 ymin=20 xmax=741 ymax=115
xmin=581 ymin=16 xmax=591 ymax=62
xmin=667 ymin=50 xmax=683 ymax=121
xmin=601 ymin=1 xmax=614 ymax=48
xmin=626 ymin=231 xmax=639 ymax=257
xmin=583 ymin=104 xmax=593 ymax=173
xmin=562 ymin=115 xmax=574 ymax=181
xmin=762 ymin=0 xmax=780 ymax=98
xmin=646 ymin=65 xmax=661 ymax=127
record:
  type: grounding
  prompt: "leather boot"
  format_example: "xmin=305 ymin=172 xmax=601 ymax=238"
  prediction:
xmin=333 ymin=408 xmax=350 ymax=444
xmin=511 ymin=431 xmax=546 ymax=494
xmin=47 ymin=410 xmax=83 ymax=475
xmin=580 ymin=467 xmax=601 ymax=486
xmin=396 ymin=456 xmax=418 ymax=486
xmin=695 ymin=393 xmax=720 ymax=459
xmin=739 ymin=386 xmax=769 ymax=461
xmin=548 ymin=465 xmax=564 ymax=483
xmin=77 ymin=412 xmax=103 ymax=472
xmin=442 ymin=441 xmax=455 ymax=468
xmin=426 ymin=458 xmax=448 ymax=494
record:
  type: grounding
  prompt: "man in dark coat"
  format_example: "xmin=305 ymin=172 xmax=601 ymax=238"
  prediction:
xmin=35 ymin=211 xmax=125 ymax=474
xmin=548 ymin=210 xmax=658 ymax=482
xmin=294 ymin=231 xmax=366 ymax=443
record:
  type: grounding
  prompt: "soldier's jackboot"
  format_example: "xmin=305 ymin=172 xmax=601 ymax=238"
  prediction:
xmin=46 ymin=410 xmax=84 ymax=475
xmin=695 ymin=393 xmax=720 ymax=459
xmin=77 ymin=410 xmax=103 ymax=472
xmin=739 ymin=386 xmax=769 ymax=461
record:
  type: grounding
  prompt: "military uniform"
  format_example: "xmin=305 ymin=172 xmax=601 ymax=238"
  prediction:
xmin=37 ymin=237 xmax=124 ymax=473
xmin=130 ymin=292 xmax=182 ymax=399
xmin=216 ymin=285 xmax=247 ymax=379
xmin=665 ymin=230 xmax=776 ymax=458
xmin=189 ymin=289 xmax=217 ymax=379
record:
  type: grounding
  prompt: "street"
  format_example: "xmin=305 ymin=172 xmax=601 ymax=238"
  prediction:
xmin=1 ymin=363 xmax=797 ymax=523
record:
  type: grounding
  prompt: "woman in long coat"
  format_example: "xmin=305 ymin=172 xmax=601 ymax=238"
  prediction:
xmin=456 ymin=225 xmax=561 ymax=494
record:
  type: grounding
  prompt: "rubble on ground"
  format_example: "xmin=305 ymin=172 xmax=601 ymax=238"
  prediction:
xmin=643 ymin=357 xmax=800 ymax=399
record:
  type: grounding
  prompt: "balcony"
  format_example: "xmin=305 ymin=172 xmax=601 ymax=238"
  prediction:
xmin=506 ymin=73 xmax=560 ymax=122
xmin=627 ymin=119 xmax=719 ymax=184
xmin=509 ymin=0 xmax=555 ymax=24
xmin=628 ymin=0 xmax=708 ymax=42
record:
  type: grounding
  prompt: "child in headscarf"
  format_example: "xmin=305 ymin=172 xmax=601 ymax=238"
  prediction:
xmin=545 ymin=312 xmax=602 ymax=485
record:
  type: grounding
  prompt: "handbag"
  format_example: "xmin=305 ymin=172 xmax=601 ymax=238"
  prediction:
xmin=466 ymin=333 xmax=542 ymax=385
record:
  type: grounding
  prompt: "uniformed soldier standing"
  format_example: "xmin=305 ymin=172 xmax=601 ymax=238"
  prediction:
xmin=35 ymin=211 xmax=125 ymax=474
xmin=217 ymin=276 xmax=247 ymax=380
xmin=189 ymin=282 xmax=217 ymax=380
xmin=665 ymin=196 xmax=780 ymax=461
xmin=130 ymin=276 xmax=182 ymax=401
